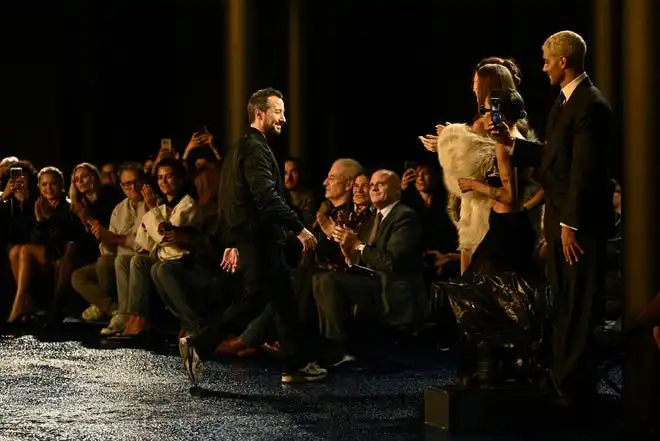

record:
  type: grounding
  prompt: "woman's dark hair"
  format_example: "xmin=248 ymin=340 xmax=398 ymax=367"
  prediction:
xmin=0 ymin=160 xmax=38 ymax=196
xmin=154 ymin=157 xmax=194 ymax=198
xmin=475 ymin=57 xmax=522 ymax=88
xmin=490 ymin=89 xmax=537 ymax=141
xmin=155 ymin=157 xmax=187 ymax=180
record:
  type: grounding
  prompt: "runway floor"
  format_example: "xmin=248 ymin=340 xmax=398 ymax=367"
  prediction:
xmin=0 ymin=325 xmax=623 ymax=441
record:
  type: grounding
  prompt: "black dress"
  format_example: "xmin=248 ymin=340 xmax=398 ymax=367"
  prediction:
xmin=446 ymin=172 xmax=549 ymax=386
xmin=466 ymin=175 xmax=536 ymax=276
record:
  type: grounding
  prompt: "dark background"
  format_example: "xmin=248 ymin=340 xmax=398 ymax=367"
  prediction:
xmin=1 ymin=1 xmax=601 ymax=183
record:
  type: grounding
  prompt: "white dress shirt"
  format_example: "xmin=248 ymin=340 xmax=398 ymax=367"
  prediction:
xmin=357 ymin=200 xmax=399 ymax=253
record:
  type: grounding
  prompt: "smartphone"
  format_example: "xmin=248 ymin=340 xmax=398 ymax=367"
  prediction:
xmin=160 ymin=138 xmax=173 ymax=151
xmin=9 ymin=167 xmax=23 ymax=181
xmin=404 ymin=161 xmax=417 ymax=171
xmin=490 ymin=97 xmax=502 ymax=128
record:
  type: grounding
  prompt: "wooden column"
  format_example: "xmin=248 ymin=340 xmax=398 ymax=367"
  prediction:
xmin=288 ymin=0 xmax=303 ymax=160
xmin=226 ymin=0 xmax=248 ymax=147
xmin=622 ymin=0 xmax=660 ymax=433
xmin=592 ymin=0 xmax=615 ymax=102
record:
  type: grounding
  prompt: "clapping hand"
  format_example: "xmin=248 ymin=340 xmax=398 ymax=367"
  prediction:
xmin=220 ymin=248 xmax=240 ymax=273
xmin=316 ymin=212 xmax=336 ymax=237
xmin=141 ymin=184 xmax=158 ymax=209
xmin=297 ymin=228 xmax=318 ymax=253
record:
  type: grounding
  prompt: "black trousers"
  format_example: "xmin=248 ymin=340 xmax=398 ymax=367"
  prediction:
xmin=546 ymin=231 xmax=606 ymax=401
xmin=192 ymin=242 xmax=310 ymax=370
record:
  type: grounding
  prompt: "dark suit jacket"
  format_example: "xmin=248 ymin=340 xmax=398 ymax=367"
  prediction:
xmin=351 ymin=201 xmax=427 ymax=327
xmin=218 ymin=127 xmax=304 ymax=246
xmin=512 ymin=77 xmax=614 ymax=240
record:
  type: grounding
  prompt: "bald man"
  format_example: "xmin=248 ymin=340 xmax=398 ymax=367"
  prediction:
xmin=313 ymin=170 xmax=426 ymax=365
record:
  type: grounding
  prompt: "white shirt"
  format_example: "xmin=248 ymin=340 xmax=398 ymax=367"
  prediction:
xmin=357 ymin=200 xmax=399 ymax=252
xmin=135 ymin=194 xmax=201 ymax=261
xmin=100 ymin=198 xmax=149 ymax=256
xmin=561 ymin=72 xmax=587 ymax=104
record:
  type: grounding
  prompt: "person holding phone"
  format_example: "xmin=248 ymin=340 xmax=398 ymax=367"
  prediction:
xmin=433 ymin=88 xmax=546 ymax=387
xmin=7 ymin=167 xmax=72 ymax=323
xmin=1 ymin=162 xmax=38 ymax=273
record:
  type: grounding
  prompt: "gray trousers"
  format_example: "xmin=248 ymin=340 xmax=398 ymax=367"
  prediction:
xmin=71 ymin=255 xmax=117 ymax=315
xmin=115 ymin=254 xmax=157 ymax=317
xmin=312 ymin=271 xmax=382 ymax=342
xmin=151 ymin=260 xmax=216 ymax=334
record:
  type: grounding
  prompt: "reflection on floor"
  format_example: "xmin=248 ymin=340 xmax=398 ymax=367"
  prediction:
xmin=0 ymin=325 xmax=623 ymax=441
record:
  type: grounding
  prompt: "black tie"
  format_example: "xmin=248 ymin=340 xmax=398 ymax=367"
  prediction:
xmin=557 ymin=92 xmax=566 ymax=110
xmin=368 ymin=212 xmax=383 ymax=245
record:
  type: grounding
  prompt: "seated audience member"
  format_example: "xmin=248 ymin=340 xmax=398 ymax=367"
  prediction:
xmin=100 ymin=162 xmax=119 ymax=187
xmin=284 ymin=157 xmax=317 ymax=229
xmin=151 ymin=213 xmax=229 ymax=339
xmin=113 ymin=158 xmax=200 ymax=338
xmin=68 ymin=163 xmax=123 ymax=317
xmin=346 ymin=172 xmax=375 ymax=231
xmin=314 ymin=170 xmax=426 ymax=365
xmin=7 ymin=167 xmax=74 ymax=323
xmin=401 ymin=163 xmax=459 ymax=279
xmin=1 ymin=161 xmax=38 ymax=248
xmin=71 ymin=163 xmax=150 ymax=333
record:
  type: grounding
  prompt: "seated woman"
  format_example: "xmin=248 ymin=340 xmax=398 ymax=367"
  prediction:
xmin=437 ymin=89 xmax=547 ymax=386
xmin=67 ymin=162 xmax=122 ymax=321
xmin=113 ymin=158 xmax=201 ymax=339
xmin=7 ymin=167 xmax=73 ymax=323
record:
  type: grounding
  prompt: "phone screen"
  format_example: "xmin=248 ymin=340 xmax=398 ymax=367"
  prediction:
xmin=9 ymin=167 xmax=23 ymax=181
xmin=490 ymin=98 xmax=502 ymax=128
xmin=160 ymin=138 xmax=173 ymax=151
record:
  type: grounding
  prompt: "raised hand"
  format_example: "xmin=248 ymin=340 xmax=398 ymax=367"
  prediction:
xmin=401 ymin=168 xmax=417 ymax=189
xmin=316 ymin=212 xmax=336 ymax=237
xmin=418 ymin=134 xmax=438 ymax=152
xmin=297 ymin=228 xmax=318 ymax=253
xmin=141 ymin=185 xmax=158 ymax=209
xmin=220 ymin=248 xmax=240 ymax=273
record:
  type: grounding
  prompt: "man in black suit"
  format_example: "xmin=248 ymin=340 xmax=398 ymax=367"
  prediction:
xmin=314 ymin=170 xmax=427 ymax=365
xmin=490 ymin=31 xmax=614 ymax=405
xmin=179 ymin=87 xmax=327 ymax=386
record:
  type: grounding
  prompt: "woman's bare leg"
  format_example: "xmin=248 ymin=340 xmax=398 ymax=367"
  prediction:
xmin=8 ymin=244 xmax=23 ymax=283
xmin=8 ymin=244 xmax=47 ymax=323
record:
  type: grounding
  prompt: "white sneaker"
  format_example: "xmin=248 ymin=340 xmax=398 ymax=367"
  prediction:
xmin=81 ymin=305 xmax=104 ymax=323
xmin=281 ymin=362 xmax=327 ymax=383
xmin=100 ymin=313 xmax=128 ymax=336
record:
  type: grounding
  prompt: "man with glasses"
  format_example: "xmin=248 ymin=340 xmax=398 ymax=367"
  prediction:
xmin=72 ymin=162 xmax=151 ymax=334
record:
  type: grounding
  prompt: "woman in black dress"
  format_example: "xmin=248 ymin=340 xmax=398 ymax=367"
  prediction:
xmin=443 ymin=89 xmax=547 ymax=386
xmin=7 ymin=167 xmax=73 ymax=323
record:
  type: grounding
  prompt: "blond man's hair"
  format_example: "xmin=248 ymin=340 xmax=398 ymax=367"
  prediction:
xmin=543 ymin=30 xmax=587 ymax=68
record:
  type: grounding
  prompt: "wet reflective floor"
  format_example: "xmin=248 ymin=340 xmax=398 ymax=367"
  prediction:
xmin=0 ymin=326 xmax=623 ymax=441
